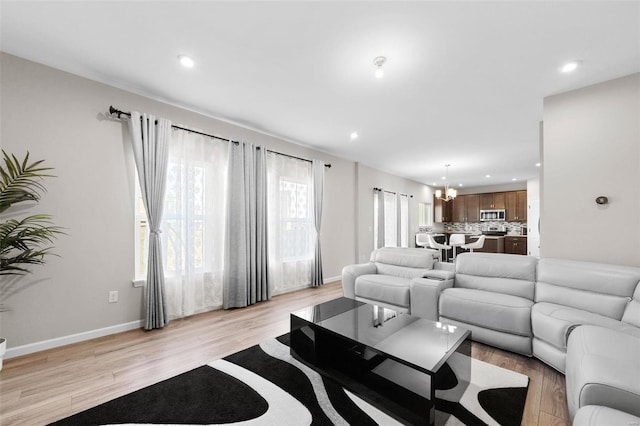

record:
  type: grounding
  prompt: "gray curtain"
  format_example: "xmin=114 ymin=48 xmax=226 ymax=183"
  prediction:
xmin=310 ymin=160 xmax=324 ymax=286
xmin=376 ymin=189 xmax=385 ymax=248
xmin=223 ymin=142 xmax=270 ymax=308
xmin=128 ymin=112 xmax=171 ymax=330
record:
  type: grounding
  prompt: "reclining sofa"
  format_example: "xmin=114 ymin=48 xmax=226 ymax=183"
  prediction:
xmin=341 ymin=247 xmax=454 ymax=317
xmin=341 ymin=250 xmax=640 ymax=424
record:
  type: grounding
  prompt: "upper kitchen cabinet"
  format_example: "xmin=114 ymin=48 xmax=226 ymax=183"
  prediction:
xmin=465 ymin=194 xmax=480 ymax=222
xmin=451 ymin=196 xmax=466 ymax=222
xmin=434 ymin=195 xmax=452 ymax=222
xmin=480 ymin=192 xmax=506 ymax=209
xmin=506 ymin=191 xmax=527 ymax=222
xmin=451 ymin=194 xmax=480 ymax=223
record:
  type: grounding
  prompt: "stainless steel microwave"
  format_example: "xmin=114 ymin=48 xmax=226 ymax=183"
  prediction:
xmin=480 ymin=209 xmax=506 ymax=221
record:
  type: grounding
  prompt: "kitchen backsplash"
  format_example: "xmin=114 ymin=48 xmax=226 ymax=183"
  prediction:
xmin=419 ymin=221 xmax=527 ymax=235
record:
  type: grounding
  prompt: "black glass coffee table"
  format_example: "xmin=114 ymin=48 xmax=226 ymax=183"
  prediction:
xmin=290 ymin=297 xmax=471 ymax=425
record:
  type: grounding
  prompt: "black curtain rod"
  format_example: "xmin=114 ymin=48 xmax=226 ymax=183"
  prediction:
xmin=373 ymin=187 xmax=413 ymax=198
xmin=109 ymin=106 xmax=331 ymax=168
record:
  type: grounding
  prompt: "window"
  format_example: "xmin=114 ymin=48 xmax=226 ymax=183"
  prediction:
xmin=278 ymin=179 xmax=313 ymax=262
xmin=374 ymin=190 xmax=401 ymax=248
xmin=418 ymin=202 xmax=433 ymax=226
xmin=134 ymin=129 xmax=228 ymax=318
xmin=267 ymin=153 xmax=314 ymax=294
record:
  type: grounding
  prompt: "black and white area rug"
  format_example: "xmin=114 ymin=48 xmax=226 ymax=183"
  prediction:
xmin=51 ymin=335 xmax=529 ymax=426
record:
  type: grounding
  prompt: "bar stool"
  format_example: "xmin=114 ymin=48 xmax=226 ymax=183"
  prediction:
xmin=427 ymin=234 xmax=452 ymax=262
xmin=461 ymin=235 xmax=486 ymax=253
xmin=449 ymin=234 xmax=466 ymax=261
xmin=415 ymin=233 xmax=430 ymax=248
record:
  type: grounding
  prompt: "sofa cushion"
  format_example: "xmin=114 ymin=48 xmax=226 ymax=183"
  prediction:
xmin=537 ymin=258 xmax=640 ymax=320
xmin=370 ymin=247 xmax=436 ymax=269
xmin=454 ymin=253 xmax=536 ymax=299
xmin=532 ymin=302 xmax=636 ymax=351
xmin=439 ymin=288 xmax=533 ymax=336
xmin=536 ymin=282 xmax=630 ymax=321
xmin=573 ymin=406 xmax=640 ymax=426
xmin=566 ymin=325 xmax=640 ymax=419
xmin=355 ymin=274 xmax=411 ymax=308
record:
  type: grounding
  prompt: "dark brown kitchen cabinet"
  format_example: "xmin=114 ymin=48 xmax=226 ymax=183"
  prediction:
xmin=480 ymin=193 xmax=506 ymax=209
xmin=506 ymin=191 xmax=527 ymax=222
xmin=434 ymin=195 xmax=452 ymax=222
xmin=475 ymin=237 xmax=504 ymax=253
xmin=451 ymin=194 xmax=480 ymax=223
xmin=451 ymin=196 xmax=465 ymax=222
xmin=465 ymin=194 xmax=480 ymax=222
xmin=505 ymin=236 xmax=527 ymax=255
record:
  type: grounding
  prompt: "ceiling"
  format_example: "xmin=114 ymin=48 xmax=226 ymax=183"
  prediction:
xmin=1 ymin=1 xmax=638 ymax=188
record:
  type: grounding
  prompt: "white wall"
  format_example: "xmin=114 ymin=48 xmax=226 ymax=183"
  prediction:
xmin=541 ymin=73 xmax=640 ymax=266
xmin=0 ymin=53 xmax=358 ymax=350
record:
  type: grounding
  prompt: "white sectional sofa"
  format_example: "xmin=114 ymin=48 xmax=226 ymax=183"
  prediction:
xmin=341 ymin=250 xmax=640 ymax=425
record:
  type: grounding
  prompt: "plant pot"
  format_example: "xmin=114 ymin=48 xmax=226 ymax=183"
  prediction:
xmin=0 ymin=338 xmax=5 ymax=371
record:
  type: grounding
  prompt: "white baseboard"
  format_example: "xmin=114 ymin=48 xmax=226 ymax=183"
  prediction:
xmin=324 ymin=275 xmax=340 ymax=284
xmin=4 ymin=320 xmax=143 ymax=359
xmin=4 ymin=277 xmax=342 ymax=360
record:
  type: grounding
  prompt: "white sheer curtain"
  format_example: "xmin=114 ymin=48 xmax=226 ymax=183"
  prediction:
xmin=374 ymin=189 xmax=403 ymax=248
xmin=374 ymin=189 xmax=385 ymax=249
xmin=267 ymin=153 xmax=313 ymax=294
xmin=162 ymin=129 xmax=228 ymax=318
xmin=384 ymin=191 xmax=398 ymax=247
xmin=400 ymin=194 xmax=409 ymax=247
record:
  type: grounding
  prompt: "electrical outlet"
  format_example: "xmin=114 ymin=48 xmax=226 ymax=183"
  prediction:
xmin=108 ymin=291 xmax=118 ymax=303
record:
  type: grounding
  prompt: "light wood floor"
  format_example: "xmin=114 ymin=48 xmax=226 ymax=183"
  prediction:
xmin=0 ymin=281 xmax=570 ymax=425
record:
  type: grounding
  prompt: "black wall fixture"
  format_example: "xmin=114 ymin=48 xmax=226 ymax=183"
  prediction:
xmin=595 ymin=196 xmax=609 ymax=205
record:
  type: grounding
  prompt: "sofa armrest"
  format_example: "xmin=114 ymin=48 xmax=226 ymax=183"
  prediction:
xmin=422 ymin=269 xmax=455 ymax=281
xmin=410 ymin=276 xmax=454 ymax=321
xmin=341 ymin=263 xmax=377 ymax=298
xmin=434 ymin=262 xmax=455 ymax=273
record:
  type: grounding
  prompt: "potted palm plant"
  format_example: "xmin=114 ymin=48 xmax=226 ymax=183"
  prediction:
xmin=0 ymin=150 xmax=62 ymax=370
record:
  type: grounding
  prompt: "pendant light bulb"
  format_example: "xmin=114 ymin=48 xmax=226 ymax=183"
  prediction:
xmin=373 ymin=56 xmax=386 ymax=79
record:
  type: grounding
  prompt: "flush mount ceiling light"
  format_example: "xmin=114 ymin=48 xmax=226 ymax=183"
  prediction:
xmin=350 ymin=131 xmax=359 ymax=140
xmin=435 ymin=164 xmax=457 ymax=202
xmin=178 ymin=55 xmax=195 ymax=68
xmin=373 ymin=56 xmax=386 ymax=78
xmin=560 ymin=60 xmax=580 ymax=73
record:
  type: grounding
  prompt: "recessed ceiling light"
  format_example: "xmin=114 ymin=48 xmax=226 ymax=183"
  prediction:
xmin=512 ymin=178 xmax=517 ymax=181
xmin=441 ymin=176 xmax=446 ymax=180
xmin=350 ymin=131 xmax=359 ymax=140
xmin=560 ymin=61 xmax=580 ymax=73
xmin=485 ymin=174 xmax=491 ymax=178
xmin=458 ymin=183 xmax=463 ymax=187
xmin=178 ymin=55 xmax=195 ymax=68
xmin=535 ymin=162 xmax=541 ymax=167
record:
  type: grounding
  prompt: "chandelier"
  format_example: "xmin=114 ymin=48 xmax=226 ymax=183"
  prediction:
xmin=435 ymin=164 xmax=457 ymax=202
